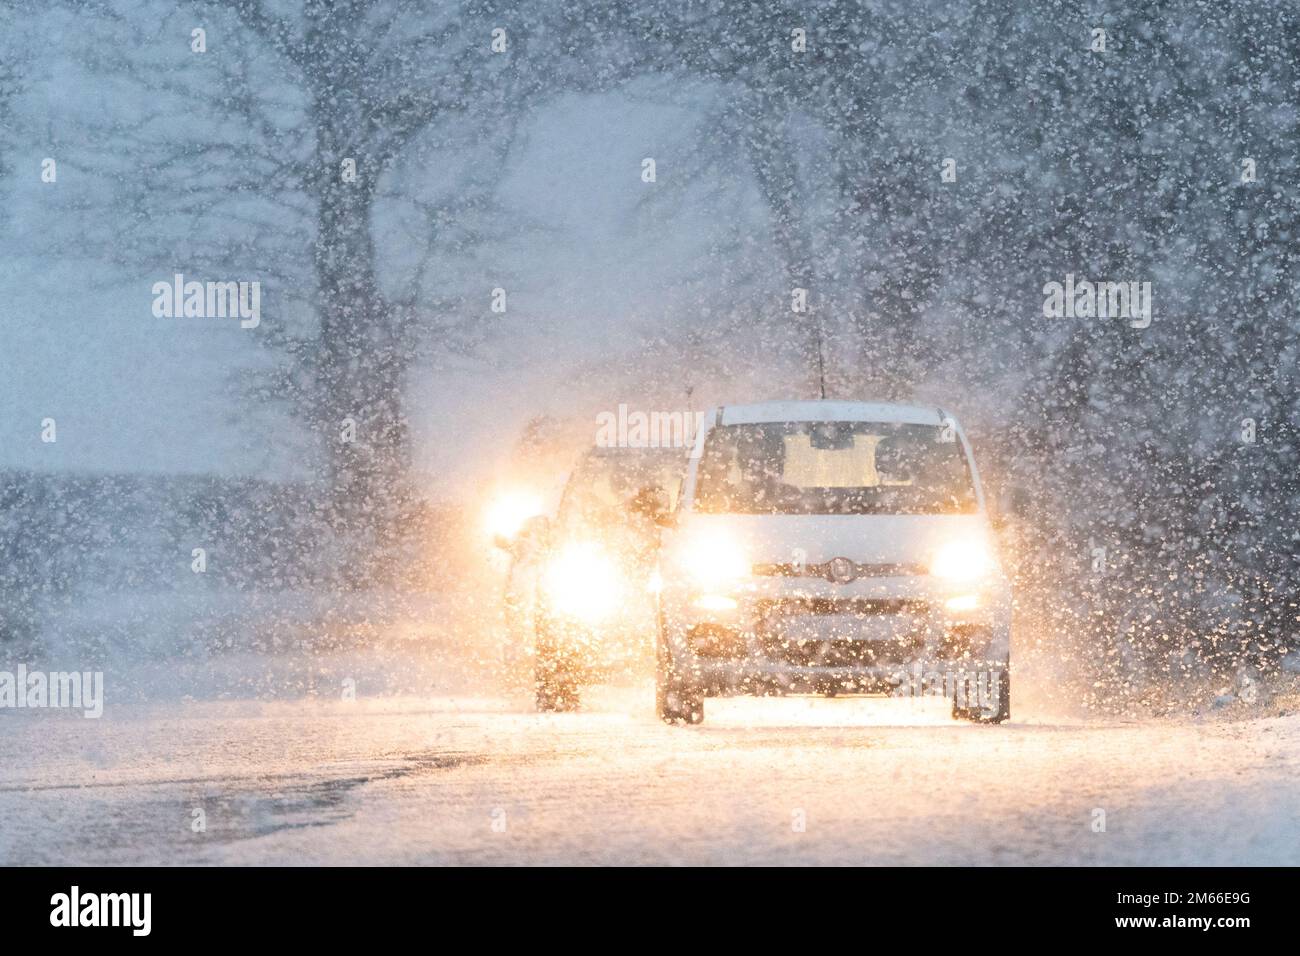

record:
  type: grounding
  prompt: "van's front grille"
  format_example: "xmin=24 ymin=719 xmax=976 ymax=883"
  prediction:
xmin=759 ymin=636 xmax=924 ymax=667
xmin=755 ymin=598 xmax=928 ymax=667
xmin=757 ymin=598 xmax=928 ymax=617
xmin=752 ymin=562 xmax=927 ymax=580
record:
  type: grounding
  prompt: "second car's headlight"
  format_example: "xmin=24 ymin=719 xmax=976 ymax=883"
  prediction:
xmin=929 ymin=537 xmax=994 ymax=583
xmin=483 ymin=489 xmax=544 ymax=541
xmin=542 ymin=542 xmax=622 ymax=622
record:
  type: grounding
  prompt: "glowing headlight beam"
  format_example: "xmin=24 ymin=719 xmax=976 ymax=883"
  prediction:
xmin=693 ymin=594 xmax=739 ymax=612
xmin=680 ymin=531 xmax=750 ymax=590
xmin=929 ymin=538 xmax=994 ymax=583
xmin=542 ymin=542 xmax=622 ymax=623
xmin=484 ymin=490 xmax=544 ymax=542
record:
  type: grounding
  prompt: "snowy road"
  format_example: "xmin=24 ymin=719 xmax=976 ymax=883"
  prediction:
xmin=2 ymin=678 xmax=1298 ymax=865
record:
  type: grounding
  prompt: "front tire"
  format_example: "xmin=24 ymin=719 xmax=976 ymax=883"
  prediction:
xmin=656 ymin=624 xmax=703 ymax=724
xmin=953 ymin=667 xmax=1010 ymax=724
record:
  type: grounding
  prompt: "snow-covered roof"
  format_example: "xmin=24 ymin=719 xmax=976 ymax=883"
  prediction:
xmin=717 ymin=400 xmax=947 ymax=427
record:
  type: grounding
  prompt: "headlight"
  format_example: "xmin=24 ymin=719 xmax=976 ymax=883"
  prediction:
xmin=930 ymin=538 xmax=994 ymax=583
xmin=679 ymin=531 xmax=750 ymax=590
xmin=484 ymin=490 xmax=544 ymax=542
xmin=542 ymin=542 xmax=622 ymax=622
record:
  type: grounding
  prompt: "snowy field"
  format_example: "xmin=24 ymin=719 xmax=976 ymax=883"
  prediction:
xmin=3 ymin=652 xmax=1297 ymax=866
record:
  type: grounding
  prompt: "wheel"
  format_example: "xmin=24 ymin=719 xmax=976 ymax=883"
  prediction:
xmin=534 ymin=625 xmax=581 ymax=712
xmin=656 ymin=667 xmax=703 ymax=724
xmin=655 ymin=622 xmax=703 ymax=724
xmin=953 ymin=667 xmax=1010 ymax=724
xmin=535 ymin=653 xmax=580 ymax=711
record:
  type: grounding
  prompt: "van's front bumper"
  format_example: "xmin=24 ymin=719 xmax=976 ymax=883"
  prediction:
xmin=659 ymin=573 xmax=1010 ymax=696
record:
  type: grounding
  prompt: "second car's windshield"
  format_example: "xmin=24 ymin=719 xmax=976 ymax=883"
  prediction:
xmin=693 ymin=421 xmax=977 ymax=515
xmin=557 ymin=452 xmax=682 ymax=528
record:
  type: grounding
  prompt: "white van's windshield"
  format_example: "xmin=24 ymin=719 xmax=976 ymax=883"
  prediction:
xmin=693 ymin=421 xmax=977 ymax=515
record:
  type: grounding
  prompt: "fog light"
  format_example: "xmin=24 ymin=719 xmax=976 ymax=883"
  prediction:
xmin=945 ymin=594 xmax=980 ymax=612
xmin=693 ymin=594 xmax=738 ymax=611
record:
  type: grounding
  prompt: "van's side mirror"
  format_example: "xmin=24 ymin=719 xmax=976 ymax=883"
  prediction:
xmin=630 ymin=485 xmax=673 ymax=527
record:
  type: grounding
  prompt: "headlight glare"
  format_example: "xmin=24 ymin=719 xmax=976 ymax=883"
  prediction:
xmin=680 ymin=531 xmax=750 ymax=590
xmin=484 ymin=490 xmax=544 ymax=541
xmin=693 ymin=594 xmax=739 ymax=612
xmin=543 ymin=542 xmax=621 ymax=622
xmin=930 ymin=538 xmax=994 ymax=583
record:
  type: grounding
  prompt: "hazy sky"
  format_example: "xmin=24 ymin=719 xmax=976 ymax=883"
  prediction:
xmin=1 ymin=78 xmax=774 ymax=493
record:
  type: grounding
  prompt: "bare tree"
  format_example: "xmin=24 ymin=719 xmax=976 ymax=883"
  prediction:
xmin=40 ymin=0 xmax=542 ymax=555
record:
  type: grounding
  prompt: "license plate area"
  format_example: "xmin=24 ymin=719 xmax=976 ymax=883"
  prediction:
xmin=756 ymin=598 xmax=928 ymax=663
xmin=768 ymin=612 xmax=904 ymax=643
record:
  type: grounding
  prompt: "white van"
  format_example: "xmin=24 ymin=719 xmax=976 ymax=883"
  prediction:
xmin=650 ymin=400 xmax=1011 ymax=725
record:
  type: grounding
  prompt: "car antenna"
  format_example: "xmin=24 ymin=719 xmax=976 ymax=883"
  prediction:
xmin=812 ymin=310 xmax=827 ymax=400
xmin=684 ymin=383 xmax=698 ymax=450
